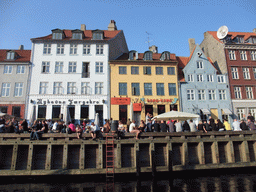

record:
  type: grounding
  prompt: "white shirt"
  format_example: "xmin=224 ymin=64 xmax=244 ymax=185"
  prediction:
xmin=232 ymin=121 xmax=242 ymax=131
xmin=91 ymin=125 xmax=100 ymax=132
xmin=129 ymin=122 xmax=136 ymax=132
xmin=175 ymin=122 xmax=182 ymax=132
xmin=52 ymin=122 xmax=58 ymax=131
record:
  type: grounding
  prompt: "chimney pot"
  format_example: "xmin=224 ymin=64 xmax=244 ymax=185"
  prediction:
xmin=253 ymin=28 xmax=256 ymax=33
xmin=108 ymin=20 xmax=117 ymax=31
xmin=81 ymin=24 xmax=86 ymax=31
xmin=149 ymin=45 xmax=158 ymax=53
xmin=19 ymin=45 xmax=24 ymax=50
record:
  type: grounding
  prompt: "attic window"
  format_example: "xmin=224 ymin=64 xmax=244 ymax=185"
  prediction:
xmin=72 ymin=30 xmax=83 ymax=40
xmin=160 ymin=51 xmax=170 ymax=61
xmin=128 ymin=51 xmax=138 ymax=60
xmin=252 ymin=37 xmax=256 ymax=44
xmin=92 ymin=31 xmax=103 ymax=40
xmin=236 ymin=36 xmax=244 ymax=43
xmin=143 ymin=51 xmax=153 ymax=61
xmin=52 ymin=32 xmax=63 ymax=40
xmin=7 ymin=51 xmax=15 ymax=60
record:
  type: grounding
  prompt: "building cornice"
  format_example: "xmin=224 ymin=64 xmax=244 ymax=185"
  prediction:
xmin=225 ymin=44 xmax=256 ymax=50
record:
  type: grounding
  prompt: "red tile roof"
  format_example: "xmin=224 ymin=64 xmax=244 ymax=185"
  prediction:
xmin=32 ymin=30 xmax=122 ymax=41
xmin=208 ymin=31 xmax=256 ymax=43
xmin=0 ymin=50 xmax=31 ymax=63
xmin=114 ymin=52 xmax=177 ymax=61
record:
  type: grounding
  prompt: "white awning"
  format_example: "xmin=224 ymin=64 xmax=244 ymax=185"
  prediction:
xmin=201 ymin=109 xmax=211 ymax=115
xmin=222 ymin=108 xmax=232 ymax=115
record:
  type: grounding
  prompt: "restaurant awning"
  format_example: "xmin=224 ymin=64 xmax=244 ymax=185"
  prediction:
xmin=201 ymin=109 xmax=211 ymax=115
xmin=222 ymin=108 xmax=232 ymax=115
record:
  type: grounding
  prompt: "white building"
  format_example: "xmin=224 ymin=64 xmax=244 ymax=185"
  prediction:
xmin=27 ymin=20 xmax=128 ymax=125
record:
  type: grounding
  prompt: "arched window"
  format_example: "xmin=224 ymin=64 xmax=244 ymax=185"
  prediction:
xmin=160 ymin=51 xmax=170 ymax=61
xmin=128 ymin=50 xmax=138 ymax=60
xmin=143 ymin=51 xmax=153 ymax=61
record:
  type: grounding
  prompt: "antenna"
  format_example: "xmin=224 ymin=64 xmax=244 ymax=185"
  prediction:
xmin=145 ymin=31 xmax=152 ymax=48
xmin=217 ymin=26 xmax=229 ymax=39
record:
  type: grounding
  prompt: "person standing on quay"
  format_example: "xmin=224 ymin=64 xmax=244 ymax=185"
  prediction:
xmin=247 ymin=119 xmax=256 ymax=131
xmin=223 ymin=119 xmax=231 ymax=131
xmin=232 ymin=119 xmax=242 ymax=131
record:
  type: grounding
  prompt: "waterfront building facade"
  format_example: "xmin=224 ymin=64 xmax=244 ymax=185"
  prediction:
xmin=200 ymin=29 xmax=256 ymax=120
xmin=179 ymin=45 xmax=232 ymax=122
xmin=0 ymin=47 xmax=31 ymax=119
xmin=27 ymin=21 xmax=128 ymax=125
xmin=110 ymin=47 xmax=179 ymax=125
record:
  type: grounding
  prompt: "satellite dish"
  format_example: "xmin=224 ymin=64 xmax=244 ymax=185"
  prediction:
xmin=217 ymin=26 xmax=228 ymax=39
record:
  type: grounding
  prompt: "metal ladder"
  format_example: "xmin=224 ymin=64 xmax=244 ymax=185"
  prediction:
xmin=106 ymin=133 xmax=115 ymax=191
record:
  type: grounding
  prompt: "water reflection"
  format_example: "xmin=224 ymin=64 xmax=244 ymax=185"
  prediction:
xmin=1 ymin=173 xmax=256 ymax=191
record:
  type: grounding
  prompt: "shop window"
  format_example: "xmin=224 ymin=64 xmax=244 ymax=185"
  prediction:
xmin=81 ymin=105 xmax=89 ymax=119
xmin=95 ymin=105 xmax=103 ymax=126
xmin=0 ymin=106 xmax=8 ymax=113
xmin=145 ymin=105 xmax=153 ymax=116
xmin=12 ymin=106 xmax=20 ymax=117
xmin=38 ymin=105 xmax=46 ymax=119
xmin=52 ymin=105 xmax=61 ymax=119
xmin=119 ymin=105 xmax=127 ymax=124
xmin=157 ymin=105 xmax=165 ymax=115
xmin=170 ymin=105 xmax=177 ymax=111
xmin=200 ymin=110 xmax=207 ymax=121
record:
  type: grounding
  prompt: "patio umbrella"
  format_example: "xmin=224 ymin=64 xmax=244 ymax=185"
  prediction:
xmin=152 ymin=111 xmax=200 ymax=121
xmin=94 ymin=113 xmax=100 ymax=127
xmin=0 ymin=112 xmax=6 ymax=117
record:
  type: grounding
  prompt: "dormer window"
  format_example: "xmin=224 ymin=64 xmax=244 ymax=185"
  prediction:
xmin=72 ymin=30 xmax=83 ymax=40
xmin=92 ymin=30 xmax=104 ymax=40
xmin=51 ymin=29 xmax=64 ymax=40
xmin=143 ymin=51 xmax=153 ymax=61
xmin=160 ymin=51 xmax=170 ymax=61
xmin=6 ymin=51 xmax=15 ymax=60
xmin=236 ymin=36 xmax=244 ymax=43
xmin=128 ymin=50 xmax=138 ymax=60
xmin=252 ymin=37 xmax=256 ymax=44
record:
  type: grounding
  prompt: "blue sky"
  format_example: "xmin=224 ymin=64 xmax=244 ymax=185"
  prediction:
xmin=0 ymin=0 xmax=255 ymax=56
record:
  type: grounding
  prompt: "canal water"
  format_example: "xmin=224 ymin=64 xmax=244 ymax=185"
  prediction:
xmin=1 ymin=169 xmax=256 ymax=191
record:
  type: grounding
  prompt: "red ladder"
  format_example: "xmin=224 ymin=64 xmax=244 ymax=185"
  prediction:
xmin=106 ymin=133 xmax=115 ymax=191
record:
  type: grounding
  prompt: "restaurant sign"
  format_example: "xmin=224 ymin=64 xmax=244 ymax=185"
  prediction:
xmin=32 ymin=99 xmax=105 ymax=105
xmin=111 ymin=97 xmax=131 ymax=105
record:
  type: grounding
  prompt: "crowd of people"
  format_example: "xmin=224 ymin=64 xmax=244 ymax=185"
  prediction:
xmin=0 ymin=112 xmax=255 ymax=140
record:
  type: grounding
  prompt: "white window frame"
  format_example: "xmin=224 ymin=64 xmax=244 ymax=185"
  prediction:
xmin=217 ymin=75 xmax=225 ymax=83
xmin=208 ymin=90 xmax=216 ymax=100
xmin=231 ymin=67 xmax=239 ymax=79
xmin=237 ymin=108 xmax=245 ymax=120
xmin=83 ymin=44 xmax=90 ymax=55
xmin=243 ymin=67 xmax=250 ymax=79
xmin=187 ymin=89 xmax=195 ymax=101
xmin=187 ymin=74 xmax=194 ymax=82
xmin=43 ymin=43 xmax=51 ymax=54
xmin=14 ymin=82 xmax=23 ymax=97
xmin=67 ymin=82 xmax=76 ymax=94
xmin=17 ymin=65 xmax=25 ymax=74
xmin=197 ymin=74 xmax=203 ymax=82
xmin=249 ymin=108 xmax=256 ymax=121
xmin=70 ymin=44 xmax=77 ymax=55
xmin=196 ymin=61 xmax=203 ymax=69
xmin=253 ymin=68 xmax=256 ymax=79
xmin=55 ymin=62 xmax=64 ymax=73
xmin=68 ymin=62 xmax=77 ymax=73
xmin=251 ymin=51 xmax=256 ymax=61
xmin=198 ymin=89 xmax=206 ymax=101
xmin=96 ymin=45 xmax=104 ymax=55
xmin=246 ymin=86 xmax=254 ymax=99
xmin=240 ymin=51 xmax=247 ymax=60
xmin=7 ymin=52 xmax=15 ymax=60
xmin=234 ymin=87 xmax=242 ymax=99
xmin=219 ymin=90 xmax=226 ymax=100
xmin=228 ymin=50 xmax=236 ymax=60
xmin=42 ymin=62 xmax=50 ymax=73
xmin=95 ymin=62 xmax=103 ymax=73
xmin=1 ymin=83 xmax=11 ymax=97
xmin=39 ymin=82 xmax=48 ymax=95
xmin=207 ymin=74 xmax=214 ymax=82
xmin=57 ymin=44 xmax=64 ymax=54
xmin=4 ymin=65 xmax=13 ymax=74
xmin=95 ymin=82 xmax=103 ymax=95
xmin=53 ymin=82 xmax=63 ymax=95
xmin=81 ymin=82 xmax=90 ymax=95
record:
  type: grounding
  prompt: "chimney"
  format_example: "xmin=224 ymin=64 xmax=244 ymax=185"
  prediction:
xmin=253 ymin=28 xmax=256 ymax=33
xmin=108 ymin=20 xmax=117 ymax=31
xmin=188 ymin=38 xmax=196 ymax=54
xmin=149 ymin=45 xmax=158 ymax=53
xmin=19 ymin=45 xmax=24 ymax=50
xmin=81 ymin=24 xmax=86 ymax=31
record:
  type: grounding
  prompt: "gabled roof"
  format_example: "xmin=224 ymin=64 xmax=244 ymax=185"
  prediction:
xmin=0 ymin=50 xmax=31 ymax=63
xmin=114 ymin=52 xmax=177 ymax=61
xmin=207 ymin=31 xmax=256 ymax=43
xmin=31 ymin=30 xmax=122 ymax=41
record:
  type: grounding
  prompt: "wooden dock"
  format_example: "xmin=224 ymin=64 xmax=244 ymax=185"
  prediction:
xmin=0 ymin=131 xmax=256 ymax=176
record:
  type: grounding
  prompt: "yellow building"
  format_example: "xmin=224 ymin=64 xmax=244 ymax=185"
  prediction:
xmin=110 ymin=49 xmax=179 ymax=125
